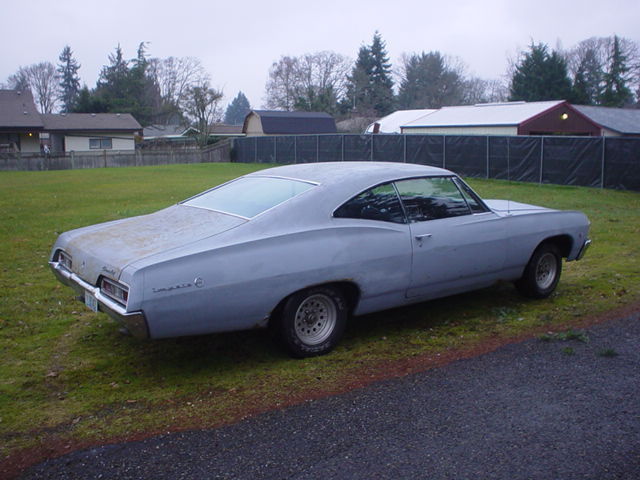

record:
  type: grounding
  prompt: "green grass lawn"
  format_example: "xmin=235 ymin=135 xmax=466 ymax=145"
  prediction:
xmin=1 ymin=163 xmax=639 ymax=462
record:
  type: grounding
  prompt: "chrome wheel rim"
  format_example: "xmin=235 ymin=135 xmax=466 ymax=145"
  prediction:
xmin=294 ymin=294 xmax=337 ymax=345
xmin=535 ymin=253 xmax=557 ymax=290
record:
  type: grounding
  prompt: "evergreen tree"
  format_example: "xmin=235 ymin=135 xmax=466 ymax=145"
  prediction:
xmin=91 ymin=43 xmax=160 ymax=125
xmin=57 ymin=45 xmax=81 ymax=112
xmin=95 ymin=44 xmax=129 ymax=105
xmin=368 ymin=32 xmax=395 ymax=115
xmin=344 ymin=46 xmax=374 ymax=114
xmin=73 ymin=85 xmax=108 ymax=113
xmin=570 ymin=48 xmax=602 ymax=105
xmin=546 ymin=50 xmax=574 ymax=100
xmin=397 ymin=52 xmax=465 ymax=108
xmin=509 ymin=43 xmax=572 ymax=101
xmin=600 ymin=36 xmax=633 ymax=107
xmin=224 ymin=91 xmax=251 ymax=124
xmin=126 ymin=42 xmax=161 ymax=125
xmin=345 ymin=32 xmax=394 ymax=116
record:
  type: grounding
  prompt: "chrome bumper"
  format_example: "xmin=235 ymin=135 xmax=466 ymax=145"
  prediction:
xmin=49 ymin=261 xmax=149 ymax=339
xmin=576 ymin=239 xmax=591 ymax=261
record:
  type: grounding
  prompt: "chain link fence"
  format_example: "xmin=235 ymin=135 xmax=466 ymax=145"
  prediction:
xmin=232 ymin=134 xmax=640 ymax=191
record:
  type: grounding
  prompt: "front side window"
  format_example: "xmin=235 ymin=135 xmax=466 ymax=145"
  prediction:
xmin=183 ymin=176 xmax=315 ymax=218
xmin=334 ymin=182 xmax=406 ymax=224
xmin=394 ymin=177 xmax=472 ymax=222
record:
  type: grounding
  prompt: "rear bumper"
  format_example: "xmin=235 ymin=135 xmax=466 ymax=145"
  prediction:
xmin=49 ymin=261 xmax=149 ymax=339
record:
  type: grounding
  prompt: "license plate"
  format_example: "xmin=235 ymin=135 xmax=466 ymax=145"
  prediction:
xmin=84 ymin=291 xmax=99 ymax=312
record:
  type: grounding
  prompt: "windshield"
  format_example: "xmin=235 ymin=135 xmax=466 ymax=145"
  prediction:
xmin=182 ymin=176 xmax=316 ymax=218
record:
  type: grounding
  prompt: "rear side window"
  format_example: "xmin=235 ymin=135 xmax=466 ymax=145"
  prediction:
xmin=394 ymin=177 xmax=471 ymax=222
xmin=334 ymin=182 xmax=406 ymax=224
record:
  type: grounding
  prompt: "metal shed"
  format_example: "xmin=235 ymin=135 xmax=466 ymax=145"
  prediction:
xmin=401 ymin=101 xmax=601 ymax=136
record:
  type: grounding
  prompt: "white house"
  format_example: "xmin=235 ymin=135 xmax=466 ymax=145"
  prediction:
xmin=42 ymin=113 xmax=142 ymax=153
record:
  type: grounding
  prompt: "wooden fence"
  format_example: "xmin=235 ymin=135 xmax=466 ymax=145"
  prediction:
xmin=0 ymin=140 xmax=231 ymax=171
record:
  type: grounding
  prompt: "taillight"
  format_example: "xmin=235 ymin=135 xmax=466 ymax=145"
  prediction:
xmin=101 ymin=277 xmax=129 ymax=306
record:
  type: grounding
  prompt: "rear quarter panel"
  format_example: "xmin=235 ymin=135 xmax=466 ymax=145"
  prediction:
xmin=136 ymin=220 xmax=412 ymax=338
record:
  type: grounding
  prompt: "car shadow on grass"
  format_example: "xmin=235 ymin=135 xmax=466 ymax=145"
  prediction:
xmin=125 ymin=281 xmax=527 ymax=377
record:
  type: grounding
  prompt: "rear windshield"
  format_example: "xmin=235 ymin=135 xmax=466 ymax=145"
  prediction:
xmin=182 ymin=176 xmax=315 ymax=218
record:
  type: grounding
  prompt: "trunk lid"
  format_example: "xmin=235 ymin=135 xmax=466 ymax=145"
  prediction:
xmin=59 ymin=205 xmax=245 ymax=284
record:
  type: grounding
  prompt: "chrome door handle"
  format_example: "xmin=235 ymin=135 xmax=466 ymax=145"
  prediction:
xmin=415 ymin=233 xmax=432 ymax=240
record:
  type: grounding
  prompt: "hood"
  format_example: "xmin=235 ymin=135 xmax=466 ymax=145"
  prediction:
xmin=484 ymin=199 xmax=553 ymax=217
xmin=57 ymin=205 xmax=246 ymax=284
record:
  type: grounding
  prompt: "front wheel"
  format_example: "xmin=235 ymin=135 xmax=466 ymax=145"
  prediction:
xmin=515 ymin=243 xmax=562 ymax=299
xmin=274 ymin=286 xmax=347 ymax=358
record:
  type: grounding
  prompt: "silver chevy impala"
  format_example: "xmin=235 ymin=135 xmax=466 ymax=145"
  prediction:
xmin=50 ymin=162 xmax=590 ymax=357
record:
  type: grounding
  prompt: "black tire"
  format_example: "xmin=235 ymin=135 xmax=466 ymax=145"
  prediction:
xmin=515 ymin=243 xmax=562 ymax=299
xmin=273 ymin=285 xmax=347 ymax=358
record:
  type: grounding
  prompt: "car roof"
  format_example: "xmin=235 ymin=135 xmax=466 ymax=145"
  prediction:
xmin=232 ymin=162 xmax=457 ymax=229
xmin=245 ymin=162 xmax=452 ymax=188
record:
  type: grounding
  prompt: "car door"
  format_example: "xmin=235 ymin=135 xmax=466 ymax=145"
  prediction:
xmin=393 ymin=176 xmax=507 ymax=299
xmin=332 ymin=181 xmax=413 ymax=302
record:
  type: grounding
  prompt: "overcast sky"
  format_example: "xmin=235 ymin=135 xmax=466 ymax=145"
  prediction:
xmin=2 ymin=0 xmax=639 ymax=111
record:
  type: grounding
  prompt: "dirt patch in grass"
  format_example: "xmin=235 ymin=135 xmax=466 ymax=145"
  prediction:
xmin=3 ymin=300 xmax=639 ymax=480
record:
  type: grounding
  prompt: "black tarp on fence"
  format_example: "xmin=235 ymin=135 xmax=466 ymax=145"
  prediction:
xmin=231 ymin=134 xmax=640 ymax=191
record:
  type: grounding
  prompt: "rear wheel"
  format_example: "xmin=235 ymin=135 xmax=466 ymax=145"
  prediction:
xmin=274 ymin=286 xmax=347 ymax=358
xmin=515 ymin=243 xmax=562 ymax=299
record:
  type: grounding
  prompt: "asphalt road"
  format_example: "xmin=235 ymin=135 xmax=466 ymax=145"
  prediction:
xmin=20 ymin=313 xmax=640 ymax=480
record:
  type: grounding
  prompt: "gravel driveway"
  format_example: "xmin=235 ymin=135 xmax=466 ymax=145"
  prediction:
xmin=20 ymin=313 xmax=640 ymax=480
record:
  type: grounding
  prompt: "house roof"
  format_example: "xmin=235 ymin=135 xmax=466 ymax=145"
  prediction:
xmin=0 ymin=89 xmax=44 ymax=130
xmin=41 ymin=113 xmax=141 ymax=132
xmin=365 ymin=109 xmax=437 ymax=133
xmin=245 ymin=110 xmax=337 ymax=134
xmin=573 ymin=105 xmax=640 ymax=135
xmin=402 ymin=100 xmax=566 ymax=128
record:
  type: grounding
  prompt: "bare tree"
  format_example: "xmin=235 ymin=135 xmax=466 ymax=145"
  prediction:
xmin=148 ymin=56 xmax=207 ymax=120
xmin=461 ymin=77 xmax=490 ymax=104
xmin=299 ymin=51 xmax=351 ymax=102
xmin=566 ymin=37 xmax=638 ymax=77
xmin=565 ymin=37 xmax=608 ymax=78
xmin=562 ymin=36 xmax=639 ymax=104
xmin=7 ymin=62 xmax=59 ymax=113
xmin=264 ymin=51 xmax=352 ymax=112
xmin=6 ymin=70 xmax=30 ymax=92
xmin=184 ymin=78 xmax=223 ymax=146
xmin=484 ymin=79 xmax=510 ymax=103
xmin=460 ymin=77 xmax=509 ymax=104
xmin=264 ymin=55 xmax=301 ymax=110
